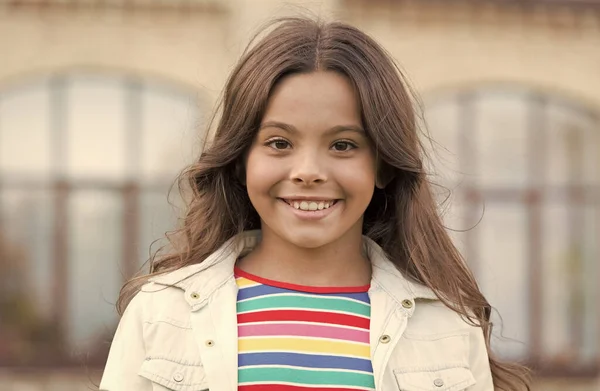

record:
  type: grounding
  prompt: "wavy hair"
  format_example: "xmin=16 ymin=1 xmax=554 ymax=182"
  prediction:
xmin=117 ymin=17 xmax=531 ymax=390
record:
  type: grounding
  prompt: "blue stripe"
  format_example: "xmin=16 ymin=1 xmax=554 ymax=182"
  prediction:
xmin=237 ymin=283 xmax=370 ymax=303
xmin=238 ymin=352 xmax=373 ymax=372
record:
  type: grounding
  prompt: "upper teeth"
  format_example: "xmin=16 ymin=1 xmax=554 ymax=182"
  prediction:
xmin=289 ymin=200 xmax=334 ymax=211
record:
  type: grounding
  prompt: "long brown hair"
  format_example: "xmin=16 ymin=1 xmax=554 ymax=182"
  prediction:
xmin=118 ymin=17 xmax=531 ymax=390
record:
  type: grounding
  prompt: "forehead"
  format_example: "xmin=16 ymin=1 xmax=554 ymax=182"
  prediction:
xmin=262 ymin=71 xmax=362 ymax=129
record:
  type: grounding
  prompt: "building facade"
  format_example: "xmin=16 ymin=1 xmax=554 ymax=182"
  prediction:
xmin=0 ymin=0 xmax=598 ymax=389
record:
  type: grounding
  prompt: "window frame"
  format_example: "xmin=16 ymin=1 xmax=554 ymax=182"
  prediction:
xmin=428 ymin=88 xmax=600 ymax=377
xmin=0 ymin=72 xmax=199 ymax=367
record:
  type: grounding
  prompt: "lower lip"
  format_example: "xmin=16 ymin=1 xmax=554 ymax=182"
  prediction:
xmin=279 ymin=199 xmax=340 ymax=221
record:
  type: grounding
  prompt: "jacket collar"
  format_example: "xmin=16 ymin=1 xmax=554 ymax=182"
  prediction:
xmin=149 ymin=230 xmax=438 ymax=303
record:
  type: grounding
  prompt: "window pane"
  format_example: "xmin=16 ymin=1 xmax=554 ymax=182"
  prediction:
xmin=67 ymin=76 xmax=127 ymax=181
xmin=138 ymin=190 xmax=180 ymax=270
xmin=580 ymin=112 xmax=599 ymax=186
xmin=0 ymin=189 xmax=53 ymax=317
xmin=68 ymin=190 xmax=122 ymax=351
xmin=141 ymin=85 xmax=198 ymax=183
xmin=545 ymin=103 xmax=593 ymax=187
xmin=542 ymin=202 xmax=598 ymax=364
xmin=477 ymin=204 xmax=529 ymax=360
xmin=581 ymin=205 xmax=598 ymax=363
xmin=0 ymin=82 xmax=51 ymax=178
xmin=0 ymin=188 xmax=55 ymax=365
xmin=424 ymin=98 xmax=463 ymax=188
xmin=474 ymin=93 xmax=529 ymax=188
xmin=442 ymin=201 xmax=470 ymax=264
xmin=424 ymin=98 xmax=472 ymax=261
xmin=541 ymin=204 xmax=574 ymax=362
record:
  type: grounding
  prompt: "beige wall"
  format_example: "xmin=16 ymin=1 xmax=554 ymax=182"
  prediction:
xmin=0 ymin=0 xmax=340 ymax=101
xmin=342 ymin=1 xmax=600 ymax=112
xmin=0 ymin=4 xmax=229 ymax=101
xmin=1 ymin=1 xmax=598 ymax=111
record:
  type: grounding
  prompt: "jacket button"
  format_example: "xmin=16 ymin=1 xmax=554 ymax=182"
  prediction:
xmin=190 ymin=292 xmax=200 ymax=300
xmin=173 ymin=373 xmax=184 ymax=382
xmin=379 ymin=334 xmax=391 ymax=344
xmin=434 ymin=378 xmax=444 ymax=387
xmin=205 ymin=340 xmax=215 ymax=347
xmin=401 ymin=299 xmax=413 ymax=309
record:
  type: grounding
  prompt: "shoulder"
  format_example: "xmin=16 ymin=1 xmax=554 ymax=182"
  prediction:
xmin=400 ymin=299 xmax=487 ymax=365
xmin=392 ymin=300 xmax=492 ymax=390
xmin=147 ymin=263 xmax=207 ymax=289
xmin=402 ymin=299 xmax=487 ymax=355
xmin=123 ymin=276 xmax=196 ymax=324
xmin=407 ymin=300 xmax=481 ymax=335
xmin=126 ymin=258 xmax=230 ymax=319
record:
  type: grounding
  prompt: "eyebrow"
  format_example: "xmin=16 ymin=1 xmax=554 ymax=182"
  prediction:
xmin=259 ymin=121 xmax=365 ymax=136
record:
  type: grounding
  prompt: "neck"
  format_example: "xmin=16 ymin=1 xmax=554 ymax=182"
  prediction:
xmin=237 ymin=228 xmax=372 ymax=288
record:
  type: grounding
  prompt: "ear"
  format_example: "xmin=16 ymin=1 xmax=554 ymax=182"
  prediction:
xmin=375 ymin=159 xmax=394 ymax=189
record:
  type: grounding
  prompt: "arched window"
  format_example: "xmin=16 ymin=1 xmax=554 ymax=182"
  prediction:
xmin=0 ymin=73 xmax=201 ymax=366
xmin=424 ymin=86 xmax=600 ymax=375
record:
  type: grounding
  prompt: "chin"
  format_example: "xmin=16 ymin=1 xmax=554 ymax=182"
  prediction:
xmin=277 ymin=226 xmax=344 ymax=250
xmin=288 ymin=236 xmax=331 ymax=249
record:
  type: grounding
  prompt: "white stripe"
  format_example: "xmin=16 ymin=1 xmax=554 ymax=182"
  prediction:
xmin=238 ymin=320 xmax=369 ymax=332
xmin=237 ymin=285 xmax=262 ymax=290
xmin=238 ymin=348 xmax=371 ymax=360
xmin=237 ymin=307 xmax=370 ymax=319
xmin=239 ymin=335 xmax=370 ymax=345
xmin=241 ymin=364 xmax=373 ymax=374
xmin=237 ymin=292 xmax=370 ymax=306
xmin=239 ymin=381 xmax=374 ymax=390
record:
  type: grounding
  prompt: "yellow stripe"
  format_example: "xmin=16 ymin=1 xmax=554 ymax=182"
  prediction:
xmin=236 ymin=277 xmax=260 ymax=288
xmin=238 ymin=337 xmax=370 ymax=358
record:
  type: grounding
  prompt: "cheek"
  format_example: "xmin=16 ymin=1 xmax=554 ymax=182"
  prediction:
xmin=336 ymin=158 xmax=376 ymax=195
xmin=245 ymin=151 xmax=281 ymax=197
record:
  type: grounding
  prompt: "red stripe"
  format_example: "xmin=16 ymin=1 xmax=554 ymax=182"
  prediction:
xmin=237 ymin=310 xmax=369 ymax=329
xmin=239 ymin=385 xmax=368 ymax=391
xmin=234 ymin=266 xmax=370 ymax=293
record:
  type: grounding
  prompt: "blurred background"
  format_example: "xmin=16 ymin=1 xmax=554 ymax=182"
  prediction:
xmin=0 ymin=0 xmax=598 ymax=390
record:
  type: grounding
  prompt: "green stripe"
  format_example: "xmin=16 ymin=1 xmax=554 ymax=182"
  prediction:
xmin=237 ymin=294 xmax=370 ymax=316
xmin=239 ymin=367 xmax=375 ymax=387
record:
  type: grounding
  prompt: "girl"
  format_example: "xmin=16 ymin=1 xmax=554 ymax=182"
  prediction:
xmin=100 ymin=17 xmax=531 ymax=391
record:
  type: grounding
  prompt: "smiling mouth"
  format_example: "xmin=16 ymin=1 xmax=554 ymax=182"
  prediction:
xmin=280 ymin=199 xmax=339 ymax=211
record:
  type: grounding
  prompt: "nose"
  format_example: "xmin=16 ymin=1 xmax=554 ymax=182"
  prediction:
xmin=289 ymin=152 xmax=327 ymax=185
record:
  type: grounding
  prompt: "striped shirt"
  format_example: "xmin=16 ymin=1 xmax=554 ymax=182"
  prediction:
xmin=235 ymin=267 xmax=376 ymax=391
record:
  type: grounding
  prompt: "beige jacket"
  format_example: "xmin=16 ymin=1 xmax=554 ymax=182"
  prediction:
xmin=100 ymin=230 xmax=494 ymax=391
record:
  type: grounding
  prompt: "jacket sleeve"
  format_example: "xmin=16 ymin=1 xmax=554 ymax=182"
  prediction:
xmin=100 ymin=292 xmax=152 ymax=391
xmin=468 ymin=325 xmax=494 ymax=390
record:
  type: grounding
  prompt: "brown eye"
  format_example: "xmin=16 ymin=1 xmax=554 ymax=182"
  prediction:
xmin=266 ymin=139 xmax=291 ymax=150
xmin=332 ymin=141 xmax=356 ymax=152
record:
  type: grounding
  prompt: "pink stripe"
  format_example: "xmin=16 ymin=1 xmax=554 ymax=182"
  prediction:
xmin=238 ymin=323 xmax=369 ymax=343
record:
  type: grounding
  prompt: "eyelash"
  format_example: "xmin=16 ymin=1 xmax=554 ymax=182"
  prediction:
xmin=265 ymin=138 xmax=358 ymax=152
xmin=331 ymin=140 xmax=358 ymax=152
xmin=266 ymin=138 xmax=291 ymax=150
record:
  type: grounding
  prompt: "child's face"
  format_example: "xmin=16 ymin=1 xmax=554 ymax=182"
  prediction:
xmin=245 ymin=71 xmax=376 ymax=249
